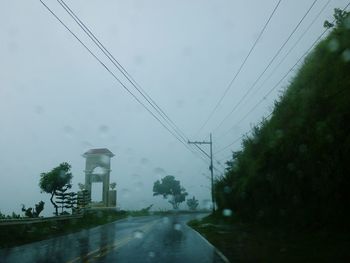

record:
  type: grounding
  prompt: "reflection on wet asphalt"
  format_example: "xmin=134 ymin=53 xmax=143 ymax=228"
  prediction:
xmin=0 ymin=213 xmax=226 ymax=263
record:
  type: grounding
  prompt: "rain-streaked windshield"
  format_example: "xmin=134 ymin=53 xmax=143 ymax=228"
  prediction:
xmin=1 ymin=0 xmax=350 ymax=262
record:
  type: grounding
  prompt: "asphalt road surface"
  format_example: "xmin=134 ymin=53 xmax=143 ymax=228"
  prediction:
xmin=0 ymin=213 xmax=228 ymax=263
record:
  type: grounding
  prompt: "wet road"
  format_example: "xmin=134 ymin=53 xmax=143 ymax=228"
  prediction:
xmin=0 ymin=213 xmax=228 ymax=263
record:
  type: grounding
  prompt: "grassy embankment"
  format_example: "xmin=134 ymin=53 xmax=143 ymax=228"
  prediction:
xmin=188 ymin=214 xmax=350 ymax=263
xmin=0 ymin=210 xmax=128 ymax=248
xmin=188 ymin=9 xmax=350 ymax=263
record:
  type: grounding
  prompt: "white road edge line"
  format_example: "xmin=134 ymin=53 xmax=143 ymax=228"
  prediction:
xmin=185 ymin=224 xmax=230 ymax=263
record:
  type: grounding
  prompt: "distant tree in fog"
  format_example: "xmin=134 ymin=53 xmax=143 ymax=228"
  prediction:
xmin=153 ymin=175 xmax=188 ymax=209
xmin=186 ymin=196 xmax=199 ymax=210
xmin=39 ymin=162 xmax=73 ymax=216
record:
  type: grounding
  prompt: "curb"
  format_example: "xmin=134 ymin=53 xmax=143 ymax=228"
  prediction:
xmin=187 ymin=225 xmax=230 ymax=263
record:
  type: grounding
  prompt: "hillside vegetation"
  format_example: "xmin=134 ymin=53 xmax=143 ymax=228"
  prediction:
xmin=215 ymin=9 xmax=350 ymax=229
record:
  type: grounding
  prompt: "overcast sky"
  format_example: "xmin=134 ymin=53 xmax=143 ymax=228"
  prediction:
xmin=0 ymin=0 xmax=348 ymax=216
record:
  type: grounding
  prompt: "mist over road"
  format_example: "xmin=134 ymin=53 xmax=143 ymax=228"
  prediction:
xmin=0 ymin=213 xmax=227 ymax=263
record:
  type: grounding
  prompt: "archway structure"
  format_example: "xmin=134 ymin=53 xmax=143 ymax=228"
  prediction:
xmin=83 ymin=148 xmax=115 ymax=207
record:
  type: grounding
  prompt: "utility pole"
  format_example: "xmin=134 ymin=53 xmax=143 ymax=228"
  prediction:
xmin=188 ymin=133 xmax=215 ymax=212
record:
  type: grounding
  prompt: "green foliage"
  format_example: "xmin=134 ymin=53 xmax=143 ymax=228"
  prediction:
xmin=0 ymin=211 xmax=21 ymax=219
xmin=55 ymin=189 xmax=77 ymax=215
xmin=324 ymin=8 xmax=350 ymax=29
xmin=0 ymin=210 xmax=128 ymax=248
xmin=141 ymin=204 xmax=153 ymax=213
xmin=77 ymin=189 xmax=91 ymax=211
xmin=39 ymin=162 xmax=73 ymax=216
xmin=186 ymin=196 xmax=199 ymax=210
xmin=215 ymin=10 xmax=350 ymax=228
xmin=21 ymin=201 xmax=45 ymax=218
xmin=78 ymin=183 xmax=85 ymax=191
xmin=153 ymin=175 xmax=188 ymax=209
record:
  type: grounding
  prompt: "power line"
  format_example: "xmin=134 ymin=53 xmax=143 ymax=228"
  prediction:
xmin=235 ymin=1 xmax=350 ymax=126
xmin=214 ymin=0 xmax=350 ymax=160
xmin=234 ymin=15 xmax=339 ymax=128
xmin=56 ymin=0 xmax=189 ymax=143
xmin=194 ymin=0 xmax=283 ymax=136
xmin=217 ymin=0 xmax=331 ymax=140
xmin=214 ymin=135 xmax=243 ymax=155
xmin=54 ymin=0 xmax=223 ymax=168
xmin=213 ymin=0 xmax=318 ymax=134
xmin=217 ymin=1 xmax=350 ymax=166
xmin=39 ymin=0 xmax=208 ymax=164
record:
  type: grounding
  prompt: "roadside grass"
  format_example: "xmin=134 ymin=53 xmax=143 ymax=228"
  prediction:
xmin=188 ymin=214 xmax=350 ymax=263
xmin=0 ymin=210 xmax=128 ymax=248
xmin=0 ymin=209 xmax=207 ymax=248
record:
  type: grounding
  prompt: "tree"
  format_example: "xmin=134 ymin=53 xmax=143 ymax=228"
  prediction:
xmin=55 ymin=189 xmax=77 ymax=215
xmin=21 ymin=201 xmax=45 ymax=218
xmin=186 ymin=196 xmax=199 ymax=210
xmin=78 ymin=183 xmax=85 ymax=191
xmin=39 ymin=162 xmax=73 ymax=216
xmin=153 ymin=175 xmax=188 ymax=209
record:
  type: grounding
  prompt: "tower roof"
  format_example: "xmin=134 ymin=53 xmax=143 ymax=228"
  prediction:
xmin=83 ymin=148 xmax=114 ymax=157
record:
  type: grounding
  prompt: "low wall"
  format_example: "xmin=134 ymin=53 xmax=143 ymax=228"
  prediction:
xmin=0 ymin=214 xmax=82 ymax=226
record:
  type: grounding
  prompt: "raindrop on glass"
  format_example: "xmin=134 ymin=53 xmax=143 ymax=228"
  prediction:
xmin=222 ymin=209 xmax=232 ymax=217
xmin=328 ymin=39 xmax=339 ymax=52
xmin=153 ymin=167 xmax=166 ymax=179
xmin=345 ymin=16 xmax=350 ymax=29
xmin=63 ymin=125 xmax=74 ymax=139
xmin=223 ymin=186 xmax=232 ymax=194
xmin=98 ymin=125 xmax=109 ymax=137
xmin=342 ymin=49 xmax=350 ymax=62
xmin=134 ymin=182 xmax=143 ymax=192
xmin=140 ymin=158 xmax=149 ymax=165
xmin=173 ymin=223 xmax=182 ymax=231
xmin=121 ymin=188 xmax=130 ymax=198
xmin=202 ymin=199 xmax=212 ymax=210
xmin=34 ymin=105 xmax=44 ymax=114
xmin=133 ymin=230 xmax=144 ymax=239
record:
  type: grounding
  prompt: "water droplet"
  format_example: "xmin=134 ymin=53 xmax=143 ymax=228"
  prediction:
xmin=63 ymin=125 xmax=74 ymax=139
xmin=98 ymin=125 xmax=109 ymax=138
xmin=131 ymin=173 xmax=140 ymax=178
xmin=99 ymin=155 xmax=110 ymax=165
xmin=176 ymin=100 xmax=185 ymax=108
xmin=93 ymin=167 xmax=106 ymax=175
xmin=59 ymin=170 xmax=66 ymax=179
xmin=328 ymin=39 xmax=339 ymax=52
xmin=173 ymin=223 xmax=182 ymax=231
xmin=202 ymin=199 xmax=212 ymax=210
xmin=134 ymin=182 xmax=143 ymax=192
xmin=140 ymin=158 xmax=149 ymax=165
xmin=162 ymin=217 xmax=169 ymax=224
xmin=34 ymin=105 xmax=44 ymax=114
xmin=342 ymin=49 xmax=350 ymax=62
xmin=121 ymin=188 xmax=130 ymax=198
xmin=222 ymin=209 xmax=233 ymax=217
xmin=81 ymin=141 xmax=95 ymax=149
xmin=133 ymin=230 xmax=144 ymax=239
xmin=153 ymin=167 xmax=166 ymax=179
xmin=223 ymin=186 xmax=232 ymax=194
xmin=345 ymin=16 xmax=350 ymax=29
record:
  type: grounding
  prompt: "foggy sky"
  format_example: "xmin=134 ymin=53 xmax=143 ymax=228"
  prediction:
xmin=0 ymin=0 xmax=347 ymax=216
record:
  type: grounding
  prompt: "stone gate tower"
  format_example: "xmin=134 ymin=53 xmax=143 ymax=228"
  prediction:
xmin=83 ymin=148 xmax=115 ymax=207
